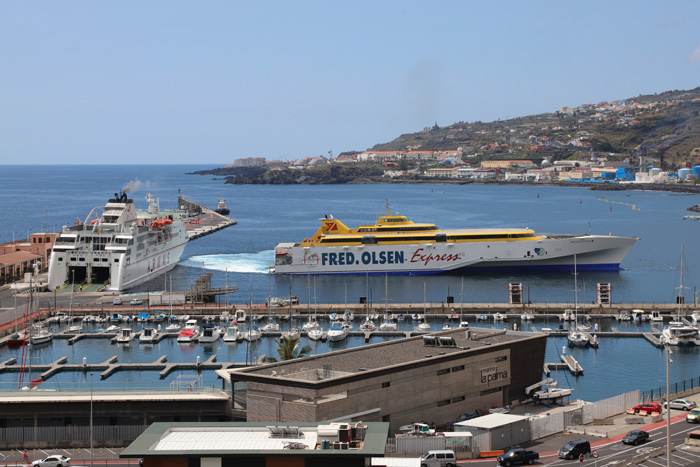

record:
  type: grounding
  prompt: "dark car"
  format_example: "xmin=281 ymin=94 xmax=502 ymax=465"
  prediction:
xmin=558 ymin=439 xmax=591 ymax=460
xmin=497 ymin=448 xmax=539 ymax=466
xmin=622 ymin=430 xmax=649 ymax=445
xmin=632 ymin=402 xmax=663 ymax=414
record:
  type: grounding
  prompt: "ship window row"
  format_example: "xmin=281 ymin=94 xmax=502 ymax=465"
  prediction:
xmin=357 ymin=226 xmax=437 ymax=233
xmin=317 ymin=233 xmax=536 ymax=244
xmin=102 ymin=216 xmax=119 ymax=223
xmin=57 ymin=237 xmax=76 ymax=243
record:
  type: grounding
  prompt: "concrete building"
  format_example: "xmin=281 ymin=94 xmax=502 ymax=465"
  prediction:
xmin=122 ymin=421 xmax=390 ymax=467
xmin=233 ymin=157 xmax=266 ymax=168
xmin=0 ymin=233 xmax=58 ymax=281
xmin=217 ymin=328 xmax=546 ymax=435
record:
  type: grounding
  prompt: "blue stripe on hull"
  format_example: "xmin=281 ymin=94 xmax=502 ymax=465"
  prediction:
xmin=277 ymin=263 xmax=623 ymax=276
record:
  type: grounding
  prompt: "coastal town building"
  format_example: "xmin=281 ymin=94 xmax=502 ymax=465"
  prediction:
xmin=0 ymin=233 xmax=58 ymax=282
xmin=217 ymin=328 xmax=547 ymax=436
xmin=233 ymin=157 xmax=266 ymax=168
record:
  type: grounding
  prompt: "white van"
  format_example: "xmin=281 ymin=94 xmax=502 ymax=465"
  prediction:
xmin=420 ymin=450 xmax=456 ymax=467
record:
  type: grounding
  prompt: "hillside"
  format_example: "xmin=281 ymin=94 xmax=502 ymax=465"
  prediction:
xmin=369 ymin=87 xmax=700 ymax=169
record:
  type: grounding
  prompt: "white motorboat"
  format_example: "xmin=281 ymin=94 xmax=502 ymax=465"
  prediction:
xmin=560 ymin=309 xmax=575 ymax=322
xmin=139 ymin=327 xmax=158 ymax=343
xmin=244 ymin=326 xmax=261 ymax=342
xmin=411 ymin=313 xmax=422 ymax=321
xmin=477 ymin=314 xmax=488 ymax=322
xmin=177 ymin=328 xmax=199 ymax=343
xmin=165 ymin=321 xmax=181 ymax=332
xmin=650 ymin=310 xmax=664 ymax=322
xmin=302 ymin=319 xmax=320 ymax=332
xmin=343 ymin=310 xmax=354 ymax=322
xmin=567 ymin=329 xmax=589 ymax=347
xmin=417 ymin=322 xmax=431 ymax=332
xmin=360 ymin=320 xmax=376 ymax=331
xmin=104 ymin=325 xmax=119 ymax=333
xmin=520 ymin=311 xmax=534 ymax=321
xmin=116 ymin=327 xmax=134 ymax=343
xmin=576 ymin=322 xmax=591 ymax=332
xmin=261 ymin=321 xmax=280 ymax=332
xmin=307 ymin=327 xmax=323 ymax=341
xmin=327 ymin=321 xmax=349 ymax=342
xmin=459 ymin=320 xmax=469 ymax=328
xmin=493 ymin=312 xmax=506 ymax=321
xmin=30 ymin=328 xmax=53 ymax=345
xmin=82 ymin=315 xmax=96 ymax=323
xmin=692 ymin=310 xmax=700 ymax=326
xmin=223 ymin=325 xmax=239 ymax=343
xmin=68 ymin=324 xmax=83 ymax=334
xmin=617 ymin=311 xmax=631 ymax=321
xmin=198 ymin=325 xmax=221 ymax=343
xmin=379 ymin=319 xmax=397 ymax=331
xmin=234 ymin=309 xmax=247 ymax=323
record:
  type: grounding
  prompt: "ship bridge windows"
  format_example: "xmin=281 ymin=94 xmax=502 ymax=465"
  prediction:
xmin=56 ymin=236 xmax=76 ymax=243
xmin=102 ymin=216 xmax=119 ymax=223
xmin=362 ymin=236 xmax=378 ymax=245
xmin=435 ymin=233 xmax=447 ymax=243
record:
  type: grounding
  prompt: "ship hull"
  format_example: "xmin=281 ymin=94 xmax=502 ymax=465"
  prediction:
xmin=274 ymin=234 xmax=637 ymax=275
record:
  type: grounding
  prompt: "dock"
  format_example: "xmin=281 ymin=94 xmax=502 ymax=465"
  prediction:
xmin=561 ymin=353 xmax=584 ymax=376
xmin=178 ymin=194 xmax=237 ymax=241
xmin=0 ymin=354 xmax=248 ymax=381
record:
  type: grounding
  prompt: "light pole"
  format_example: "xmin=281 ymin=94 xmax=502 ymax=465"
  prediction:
xmin=666 ymin=343 xmax=672 ymax=467
xmin=90 ymin=372 xmax=94 ymax=467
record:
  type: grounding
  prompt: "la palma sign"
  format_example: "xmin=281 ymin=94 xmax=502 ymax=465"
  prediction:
xmin=480 ymin=366 xmax=508 ymax=386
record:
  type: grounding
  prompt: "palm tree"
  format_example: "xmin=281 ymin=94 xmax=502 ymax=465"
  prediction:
xmin=262 ymin=335 xmax=312 ymax=363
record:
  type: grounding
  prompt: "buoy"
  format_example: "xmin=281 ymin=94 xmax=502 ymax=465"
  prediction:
xmin=579 ymin=199 xmax=582 ymax=204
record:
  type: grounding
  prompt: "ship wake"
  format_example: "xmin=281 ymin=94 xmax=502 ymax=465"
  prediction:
xmin=181 ymin=251 xmax=274 ymax=274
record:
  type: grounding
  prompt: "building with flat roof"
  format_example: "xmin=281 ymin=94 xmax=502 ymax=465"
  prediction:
xmin=122 ymin=421 xmax=389 ymax=467
xmin=217 ymin=328 xmax=546 ymax=435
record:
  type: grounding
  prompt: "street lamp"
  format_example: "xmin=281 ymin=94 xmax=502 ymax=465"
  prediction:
xmin=90 ymin=372 xmax=94 ymax=467
xmin=666 ymin=344 xmax=672 ymax=467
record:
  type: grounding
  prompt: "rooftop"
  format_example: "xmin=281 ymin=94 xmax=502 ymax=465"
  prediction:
xmin=217 ymin=328 xmax=543 ymax=386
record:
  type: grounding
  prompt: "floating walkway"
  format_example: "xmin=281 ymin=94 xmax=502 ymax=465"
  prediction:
xmin=0 ymin=354 xmax=247 ymax=381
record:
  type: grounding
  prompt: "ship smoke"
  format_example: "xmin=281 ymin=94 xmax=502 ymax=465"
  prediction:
xmin=122 ymin=179 xmax=150 ymax=193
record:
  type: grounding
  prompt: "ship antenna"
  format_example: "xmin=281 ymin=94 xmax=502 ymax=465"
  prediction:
xmin=385 ymin=199 xmax=391 ymax=216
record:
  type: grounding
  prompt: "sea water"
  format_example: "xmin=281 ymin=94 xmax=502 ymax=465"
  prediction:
xmin=2 ymin=164 xmax=700 ymax=401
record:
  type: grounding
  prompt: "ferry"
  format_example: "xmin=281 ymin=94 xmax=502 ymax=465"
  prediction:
xmin=273 ymin=203 xmax=638 ymax=275
xmin=48 ymin=191 xmax=189 ymax=292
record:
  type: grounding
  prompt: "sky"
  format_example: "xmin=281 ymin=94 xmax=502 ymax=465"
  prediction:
xmin=1 ymin=1 xmax=700 ymax=165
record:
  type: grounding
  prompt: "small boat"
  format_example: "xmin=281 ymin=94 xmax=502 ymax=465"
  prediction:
xmin=244 ymin=326 xmax=261 ymax=342
xmin=302 ymin=319 xmax=320 ymax=332
xmin=379 ymin=319 xmax=397 ymax=331
xmin=7 ymin=333 xmax=27 ymax=347
xmin=139 ymin=327 xmax=158 ymax=343
xmin=532 ymin=381 xmax=572 ymax=402
xmin=360 ymin=320 xmax=376 ymax=331
xmin=234 ymin=309 xmax=247 ymax=323
xmin=397 ymin=314 xmax=405 ymax=321
xmin=104 ymin=325 xmax=120 ymax=333
xmin=55 ymin=312 xmax=68 ymax=323
xmin=282 ymin=327 xmax=300 ymax=341
xmin=631 ymin=309 xmax=645 ymax=322
xmin=137 ymin=312 xmax=150 ymax=322
xmin=560 ymin=309 xmax=575 ymax=322
xmin=82 ymin=315 xmax=96 ymax=323
xmin=417 ymin=322 xmax=431 ymax=332
xmin=116 ymin=327 xmax=134 ymax=343
xmin=520 ymin=311 xmax=534 ymax=321
xmin=215 ymin=195 xmax=230 ymax=215
xmin=308 ymin=327 xmax=323 ymax=341
xmin=692 ymin=310 xmax=700 ymax=326
xmin=411 ymin=313 xmax=422 ymax=321
xmin=567 ymin=329 xmax=589 ymax=348
xmin=261 ymin=320 xmax=280 ymax=332
xmin=223 ymin=325 xmax=239 ymax=343
xmin=109 ymin=313 xmax=123 ymax=323
xmin=30 ymin=328 xmax=53 ymax=345
xmin=152 ymin=312 xmax=166 ymax=323
xmin=343 ymin=310 xmax=354 ymax=322
xmin=493 ymin=312 xmax=506 ymax=321
xmin=330 ymin=312 xmax=339 ymax=321
xmin=165 ymin=320 xmax=181 ymax=332
xmin=617 ymin=310 xmax=632 ymax=321
xmin=459 ymin=320 xmax=469 ymax=329
xmin=650 ymin=310 xmax=663 ymax=322
xmin=198 ymin=324 xmax=221 ymax=343
xmin=327 ymin=321 xmax=348 ymax=342
xmin=477 ymin=314 xmax=488 ymax=322
xmin=177 ymin=328 xmax=199 ymax=343
xmin=576 ymin=322 xmax=591 ymax=332
xmin=68 ymin=324 xmax=83 ymax=334
xmin=252 ymin=314 xmax=264 ymax=322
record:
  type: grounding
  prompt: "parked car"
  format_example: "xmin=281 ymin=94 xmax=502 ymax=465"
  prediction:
xmin=420 ymin=449 xmax=456 ymax=467
xmin=558 ymin=439 xmax=591 ymax=460
xmin=32 ymin=455 xmax=71 ymax=466
xmin=687 ymin=408 xmax=700 ymax=423
xmin=497 ymin=448 xmax=539 ymax=466
xmin=112 ymin=297 xmax=122 ymax=305
xmin=130 ymin=298 xmax=143 ymax=305
xmin=632 ymin=402 xmax=663 ymax=414
xmin=664 ymin=398 xmax=697 ymax=411
xmin=622 ymin=430 xmax=649 ymax=445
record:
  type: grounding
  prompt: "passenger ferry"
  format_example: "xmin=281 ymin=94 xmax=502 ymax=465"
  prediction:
xmin=48 ymin=191 xmax=189 ymax=292
xmin=273 ymin=203 xmax=638 ymax=275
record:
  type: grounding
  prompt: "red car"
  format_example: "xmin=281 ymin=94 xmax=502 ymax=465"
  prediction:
xmin=633 ymin=402 xmax=663 ymax=414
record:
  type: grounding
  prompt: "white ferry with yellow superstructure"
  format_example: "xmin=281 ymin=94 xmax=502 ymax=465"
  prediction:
xmin=273 ymin=205 xmax=638 ymax=275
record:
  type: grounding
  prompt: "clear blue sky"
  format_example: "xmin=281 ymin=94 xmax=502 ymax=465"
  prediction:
xmin=2 ymin=1 xmax=699 ymax=164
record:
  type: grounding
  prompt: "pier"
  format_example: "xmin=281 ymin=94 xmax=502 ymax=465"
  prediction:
xmin=179 ymin=194 xmax=237 ymax=241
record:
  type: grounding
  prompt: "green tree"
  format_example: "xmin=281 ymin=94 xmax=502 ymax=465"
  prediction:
xmin=262 ymin=334 xmax=312 ymax=363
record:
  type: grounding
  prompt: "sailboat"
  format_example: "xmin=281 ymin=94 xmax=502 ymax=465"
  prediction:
xmin=262 ymin=273 xmax=279 ymax=332
xmin=567 ymin=256 xmax=589 ymax=348
xmin=165 ymin=275 xmax=181 ymax=332
xmin=661 ymin=243 xmax=700 ymax=346
xmin=67 ymin=273 xmax=83 ymax=333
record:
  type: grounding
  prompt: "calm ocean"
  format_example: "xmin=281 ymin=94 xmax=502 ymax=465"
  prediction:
xmin=1 ymin=164 xmax=699 ymax=402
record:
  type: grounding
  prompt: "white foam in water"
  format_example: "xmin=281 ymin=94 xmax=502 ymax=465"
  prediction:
xmin=181 ymin=251 xmax=274 ymax=273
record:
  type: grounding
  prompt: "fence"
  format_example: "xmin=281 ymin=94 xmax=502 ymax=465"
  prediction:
xmin=582 ymin=390 xmax=640 ymax=423
xmin=0 ymin=425 xmax=146 ymax=448
xmin=529 ymin=412 xmax=565 ymax=440
xmin=392 ymin=434 xmax=476 ymax=455
xmin=642 ymin=375 xmax=700 ymax=401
